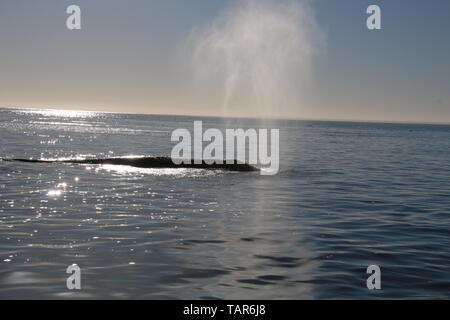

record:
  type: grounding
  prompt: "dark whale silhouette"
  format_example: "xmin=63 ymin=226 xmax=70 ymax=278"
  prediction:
xmin=2 ymin=156 xmax=259 ymax=172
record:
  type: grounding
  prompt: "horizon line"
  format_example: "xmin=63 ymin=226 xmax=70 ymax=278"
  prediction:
xmin=1 ymin=106 xmax=450 ymax=126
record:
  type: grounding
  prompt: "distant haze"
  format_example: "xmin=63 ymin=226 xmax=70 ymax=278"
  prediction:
xmin=0 ymin=0 xmax=450 ymax=123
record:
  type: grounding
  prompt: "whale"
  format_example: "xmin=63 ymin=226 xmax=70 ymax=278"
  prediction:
xmin=2 ymin=156 xmax=259 ymax=172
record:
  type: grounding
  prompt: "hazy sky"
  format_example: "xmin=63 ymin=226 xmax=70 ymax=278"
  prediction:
xmin=0 ymin=0 xmax=449 ymax=123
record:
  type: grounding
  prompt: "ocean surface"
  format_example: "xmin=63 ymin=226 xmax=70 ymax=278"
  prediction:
xmin=1 ymin=107 xmax=450 ymax=299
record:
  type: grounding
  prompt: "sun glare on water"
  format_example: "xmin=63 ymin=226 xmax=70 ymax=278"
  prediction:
xmin=18 ymin=108 xmax=99 ymax=118
xmin=91 ymin=165 xmax=221 ymax=177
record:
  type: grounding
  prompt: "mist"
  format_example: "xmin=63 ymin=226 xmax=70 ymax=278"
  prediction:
xmin=188 ymin=0 xmax=324 ymax=118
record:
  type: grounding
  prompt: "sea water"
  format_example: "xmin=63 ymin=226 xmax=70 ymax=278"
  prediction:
xmin=1 ymin=107 xmax=450 ymax=299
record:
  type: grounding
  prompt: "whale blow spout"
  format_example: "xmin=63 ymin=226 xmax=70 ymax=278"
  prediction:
xmin=3 ymin=156 xmax=259 ymax=172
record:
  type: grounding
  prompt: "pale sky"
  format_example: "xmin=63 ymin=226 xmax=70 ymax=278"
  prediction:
xmin=0 ymin=0 xmax=449 ymax=123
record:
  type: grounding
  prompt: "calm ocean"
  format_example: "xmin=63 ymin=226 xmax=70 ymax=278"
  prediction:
xmin=1 ymin=107 xmax=450 ymax=299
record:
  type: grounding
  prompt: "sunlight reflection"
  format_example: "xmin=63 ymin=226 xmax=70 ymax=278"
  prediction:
xmin=47 ymin=190 xmax=63 ymax=197
xmin=56 ymin=182 xmax=67 ymax=189
xmin=92 ymin=164 xmax=221 ymax=177
xmin=17 ymin=108 xmax=99 ymax=118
